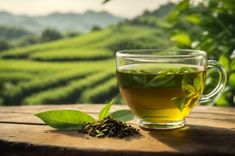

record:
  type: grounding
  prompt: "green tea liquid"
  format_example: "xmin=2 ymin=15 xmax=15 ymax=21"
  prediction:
xmin=117 ymin=64 xmax=206 ymax=123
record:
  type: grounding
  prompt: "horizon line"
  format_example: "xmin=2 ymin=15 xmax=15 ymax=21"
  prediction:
xmin=0 ymin=9 xmax=128 ymax=18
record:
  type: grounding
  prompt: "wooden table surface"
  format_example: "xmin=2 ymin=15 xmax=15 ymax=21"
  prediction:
xmin=0 ymin=104 xmax=235 ymax=156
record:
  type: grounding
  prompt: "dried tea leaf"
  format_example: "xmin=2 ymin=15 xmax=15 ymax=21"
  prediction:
xmin=84 ymin=117 xmax=139 ymax=138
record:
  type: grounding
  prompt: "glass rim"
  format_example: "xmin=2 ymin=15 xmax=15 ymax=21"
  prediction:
xmin=116 ymin=49 xmax=207 ymax=58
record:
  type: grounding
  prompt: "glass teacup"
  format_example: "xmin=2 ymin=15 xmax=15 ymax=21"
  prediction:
xmin=116 ymin=49 xmax=227 ymax=130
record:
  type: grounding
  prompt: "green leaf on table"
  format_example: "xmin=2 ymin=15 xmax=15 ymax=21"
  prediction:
xmin=99 ymin=99 xmax=114 ymax=120
xmin=35 ymin=110 xmax=96 ymax=131
xmin=109 ymin=110 xmax=135 ymax=122
xmin=171 ymin=97 xmax=186 ymax=111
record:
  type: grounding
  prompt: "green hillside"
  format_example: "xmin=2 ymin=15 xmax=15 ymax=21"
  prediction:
xmin=0 ymin=24 xmax=171 ymax=105
xmin=1 ymin=0 xmax=234 ymax=106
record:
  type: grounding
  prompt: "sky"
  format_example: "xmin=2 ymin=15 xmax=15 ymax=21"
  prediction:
xmin=0 ymin=0 xmax=178 ymax=18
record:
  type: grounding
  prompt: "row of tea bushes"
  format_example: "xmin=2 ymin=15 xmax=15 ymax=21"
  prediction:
xmin=3 ymin=70 xmax=95 ymax=104
xmin=30 ymin=49 xmax=113 ymax=62
xmin=0 ymin=59 xmax=115 ymax=105
xmin=78 ymin=77 xmax=118 ymax=103
xmin=0 ymin=71 xmax=34 ymax=83
xmin=0 ymin=25 xmax=174 ymax=105
xmin=0 ymin=29 xmax=112 ymax=59
xmin=23 ymin=70 xmax=115 ymax=105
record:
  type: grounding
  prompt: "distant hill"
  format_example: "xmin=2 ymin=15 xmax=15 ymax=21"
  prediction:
xmin=0 ymin=10 xmax=123 ymax=33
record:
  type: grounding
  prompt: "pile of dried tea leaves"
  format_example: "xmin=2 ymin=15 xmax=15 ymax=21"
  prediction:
xmin=84 ymin=117 xmax=140 ymax=138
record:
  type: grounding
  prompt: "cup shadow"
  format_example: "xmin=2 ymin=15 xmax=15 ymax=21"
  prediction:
xmin=148 ymin=125 xmax=235 ymax=155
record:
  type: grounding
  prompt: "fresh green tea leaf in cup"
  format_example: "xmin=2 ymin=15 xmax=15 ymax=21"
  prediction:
xmin=117 ymin=63 xmax=206 ymax=122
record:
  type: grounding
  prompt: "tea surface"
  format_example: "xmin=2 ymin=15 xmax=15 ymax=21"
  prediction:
xmin=117 ymin=64 xmax=206 ymax=122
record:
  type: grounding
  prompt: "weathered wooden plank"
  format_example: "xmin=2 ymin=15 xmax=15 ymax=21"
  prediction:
xmin=0 ymin=105 xmax=235 ymax=115
xmin=0 ymin=105 xmax=235 ymax=126
xmin=0 ymin=104 xmax=125 ymax=125
xmin=0 ymin=105 xmax=235 ymax=156
xmin=1 ymin=122 xmax=235 ymax=156
xmin=0 ymin=123 xmax=235 ymax=156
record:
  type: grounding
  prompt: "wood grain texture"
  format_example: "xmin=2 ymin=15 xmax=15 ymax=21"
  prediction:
xmin=0 ymin=104 xmax=235 ymax=156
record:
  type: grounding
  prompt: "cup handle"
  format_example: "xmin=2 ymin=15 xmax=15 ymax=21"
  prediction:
xmin=200 ymin=60 xmax=227 ymax=103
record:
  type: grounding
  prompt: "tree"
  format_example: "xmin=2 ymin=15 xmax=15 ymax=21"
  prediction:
xmin=66 ymin=32 xmax=80 ymax=38
xmin=19 ymin=35 xmax=39 ymax=46
xmin=0 ymin=25 xmax=31 ymax=41
xmin=0 ymin=39 xmax=10 ymax=51
xmin=166 ymin=0 xmax=235 ymax=106
xmin=41 ymin=28 xmax=63 ymax=42
xmin=91 ymin=25 xmax=102 ymax=32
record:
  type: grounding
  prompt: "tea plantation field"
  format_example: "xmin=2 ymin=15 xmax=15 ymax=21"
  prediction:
xmin=0 ymin=25 xmax=170 ymax=105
